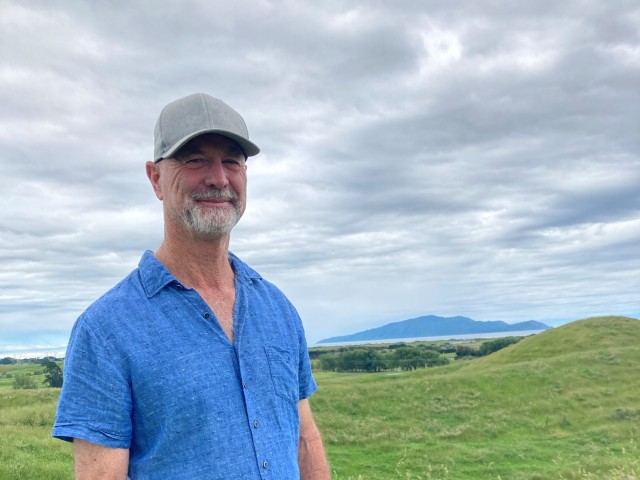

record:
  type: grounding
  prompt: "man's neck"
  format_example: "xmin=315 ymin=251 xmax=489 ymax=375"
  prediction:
xmin=154 ymin=234 xmax=234 ymax=291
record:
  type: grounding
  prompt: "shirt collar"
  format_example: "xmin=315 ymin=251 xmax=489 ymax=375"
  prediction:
xmin=138 ymin=250 xmax=262 ymax=298
xmin=228 ymin=251 xmax=263 ymax=285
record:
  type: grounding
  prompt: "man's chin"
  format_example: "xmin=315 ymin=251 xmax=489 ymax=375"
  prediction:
xmin=186 ymin=217 xmax=238 ymax=238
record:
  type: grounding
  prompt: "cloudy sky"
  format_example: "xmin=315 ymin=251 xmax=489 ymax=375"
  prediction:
xmin=1 ymin=0 xmax=639 ymax=355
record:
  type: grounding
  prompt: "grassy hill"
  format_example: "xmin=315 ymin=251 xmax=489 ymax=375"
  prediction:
xmin=472 ymin=315 xmax=640 ymax=366
xmin=312 ymin=316 xmax=640 ymax=479
xmin=1 ymin=316 xmax=638 ymax=479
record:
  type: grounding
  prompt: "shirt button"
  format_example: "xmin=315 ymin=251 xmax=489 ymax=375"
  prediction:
xmin=203 ymin=312 xmax=210 ymax=319
xmin=262 ymin=460 xmax=269 ymax=469
xmin=253 ymin=420 xmax=260 ymax=428
xmin=242 ymin=382 xmax=248 ymax=389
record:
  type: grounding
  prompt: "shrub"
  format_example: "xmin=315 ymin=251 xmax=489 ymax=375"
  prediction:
xmin=390 ymin=346 xmax=447 ymax=370
xmin=318 ymin=354 xmax=337 ymax=371
xmin=336 ymin=349 xmax=386 ymax=372
xmin=455 ymin=345 xmax=482 ymax=359
xmin=13 ymin=374 xmax=39 ymax=390
xmin=479 ymin=337 xmax=521 ymax=356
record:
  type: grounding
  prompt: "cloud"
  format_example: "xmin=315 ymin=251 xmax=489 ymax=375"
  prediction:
xmin=1 ymin=0 xmax=638 ymax=350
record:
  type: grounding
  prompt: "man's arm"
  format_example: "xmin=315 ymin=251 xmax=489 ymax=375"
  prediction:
xmin=73 ymin=438 xmax=129 ymax=480
xmin=298 ymin=399 xmax=330 ymax=480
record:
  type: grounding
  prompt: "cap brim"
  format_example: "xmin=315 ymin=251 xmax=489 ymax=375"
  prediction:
xmin=157 ymin=128 xmax=260 ymax=161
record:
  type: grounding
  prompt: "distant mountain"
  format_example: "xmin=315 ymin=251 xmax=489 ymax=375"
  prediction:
xmin=318 ymin=315 xmax=551 ymax=344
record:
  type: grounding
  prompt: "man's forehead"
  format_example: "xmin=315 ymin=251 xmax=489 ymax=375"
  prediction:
xmin=176 ymin=134 xmax=245 ymax=157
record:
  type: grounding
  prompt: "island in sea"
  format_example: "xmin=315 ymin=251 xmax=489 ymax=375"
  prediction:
xmin=318 ymin=315 xmax=551 ymax=344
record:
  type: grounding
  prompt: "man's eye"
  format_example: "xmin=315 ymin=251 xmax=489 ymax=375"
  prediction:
xmin=224 ymin=159 xmax=245 ymax=169
xmin=185 ymin=158 xmax=206 ymax=167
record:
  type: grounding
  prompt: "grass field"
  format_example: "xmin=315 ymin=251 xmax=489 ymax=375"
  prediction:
xmin=0 ymin=316 xmax=638 ymax=479
xmin=312 ymin=316 xmax=640 ymax=479
xmin=0 ymin=363 xmax=72 ymax=479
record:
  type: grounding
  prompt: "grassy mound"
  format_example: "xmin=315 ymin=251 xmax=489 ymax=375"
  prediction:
xmin=313 ymin=316 xmax=640 ymax=479
xmin=470 ymin=316 xmax=640 ymax=367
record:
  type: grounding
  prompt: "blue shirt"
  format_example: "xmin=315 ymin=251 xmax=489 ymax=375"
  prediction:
xmin=53 ymin=251 xmax=317 ymax=479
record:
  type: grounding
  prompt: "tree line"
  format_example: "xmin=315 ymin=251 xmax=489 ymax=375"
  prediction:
xmin=312 ymin=336 xmax=522 ymax=373
xmin=3 ymin=337 xmax=524 ymax=383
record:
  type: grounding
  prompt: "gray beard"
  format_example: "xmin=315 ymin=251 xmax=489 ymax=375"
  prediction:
xmin=182 ymin=189 xmax=243 ymax=238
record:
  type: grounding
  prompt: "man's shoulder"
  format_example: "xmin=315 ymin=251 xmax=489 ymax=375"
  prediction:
xmin=87 ymin=250 xmax=170 ymax=308
xmin=76 ymin=260 xmax=148 ymax=329
xmin=86 ymin=276 xmax=137 ymax=310
xmin=95 ymin=268 xmax=145 ymax=304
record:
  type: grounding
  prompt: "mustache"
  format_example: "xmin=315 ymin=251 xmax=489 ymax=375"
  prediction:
xmin=190 ymin=188 xmax=238 ymax=202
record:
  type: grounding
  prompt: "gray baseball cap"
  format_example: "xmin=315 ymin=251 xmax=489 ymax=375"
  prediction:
xmin=154 ymin=93 xmax=260 ymax=161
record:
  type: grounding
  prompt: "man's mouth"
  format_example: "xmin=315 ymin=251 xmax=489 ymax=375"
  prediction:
xmin=191 ymin=190 xmax=236 ymax=206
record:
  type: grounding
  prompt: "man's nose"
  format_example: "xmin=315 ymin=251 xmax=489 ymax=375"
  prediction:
xmin=203 ymin=159 xmax=229 ymax=188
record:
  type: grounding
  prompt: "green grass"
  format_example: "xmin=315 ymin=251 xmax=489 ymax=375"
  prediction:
xmin=311 ymin=316 xmax=640 ymax=479
xmin=0 ymin=388 xmax=72 ymax=479
xmin=1 ymin=316 xmax=638 ymax=479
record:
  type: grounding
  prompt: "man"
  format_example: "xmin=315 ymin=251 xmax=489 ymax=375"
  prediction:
xmin=53 ymin=93 xmax=330 ymax=479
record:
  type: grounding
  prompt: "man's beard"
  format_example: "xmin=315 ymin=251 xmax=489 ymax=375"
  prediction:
xmin=182 ymin=188 xmax=244 ymax=238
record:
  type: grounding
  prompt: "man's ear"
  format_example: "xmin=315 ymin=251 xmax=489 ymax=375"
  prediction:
xmin=145 ymin=161 xmax=164 ymax=200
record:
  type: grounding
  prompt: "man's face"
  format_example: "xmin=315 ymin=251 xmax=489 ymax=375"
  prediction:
xmin=148 ymin=134 xmax=248 ymax=240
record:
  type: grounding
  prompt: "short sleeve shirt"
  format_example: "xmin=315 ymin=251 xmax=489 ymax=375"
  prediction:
xmin=53 ymin=251 xmax=317 ymax=479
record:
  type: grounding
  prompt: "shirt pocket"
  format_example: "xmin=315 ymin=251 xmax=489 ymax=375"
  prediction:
xmin=264 ymin=346 xmax=298 ymax=405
